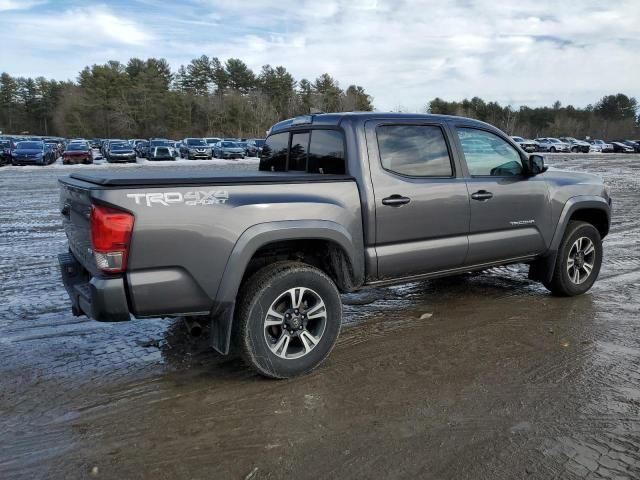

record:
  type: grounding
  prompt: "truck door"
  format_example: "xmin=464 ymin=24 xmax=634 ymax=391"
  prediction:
xmin=365 ymin=120 xmax=470 ymax=279
xmin=452 ymin=126 xmax=550 ymax=265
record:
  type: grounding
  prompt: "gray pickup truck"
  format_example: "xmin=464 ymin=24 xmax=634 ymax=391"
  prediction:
xmin=58 ymin=113 xmax=611 ymax=378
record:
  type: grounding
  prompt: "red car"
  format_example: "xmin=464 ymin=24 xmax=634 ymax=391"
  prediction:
xmin=62 ymin=143 xmax=93 ymax=165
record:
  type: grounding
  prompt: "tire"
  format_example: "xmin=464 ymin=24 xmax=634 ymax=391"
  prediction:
xmin=549 ymin=147 xmax=556 ymax=153
xmin=236 ymin=261 xmax=342 ymax=379
xmin=543 ymin=220 xmax=602 ymax=296
xmin=571 ymin=146 xmax=578 ymax=153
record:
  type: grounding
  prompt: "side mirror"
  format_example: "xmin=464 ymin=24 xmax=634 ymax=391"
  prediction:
xmin=526 ymin=154 xmax=548 ymax=175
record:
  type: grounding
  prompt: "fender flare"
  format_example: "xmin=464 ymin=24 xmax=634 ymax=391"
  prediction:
xmin=529 ymin=195 xmax=611 ymax=283
xmin=209 ymin=220 xmax=364 ymax=354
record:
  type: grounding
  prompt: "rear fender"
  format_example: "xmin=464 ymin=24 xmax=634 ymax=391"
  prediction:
xmin=209 ymin=220 xmax=363 ymax=354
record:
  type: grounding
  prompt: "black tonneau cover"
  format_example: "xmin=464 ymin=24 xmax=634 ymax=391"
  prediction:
xmin=69 ymin=169 xmax=354 ymax=187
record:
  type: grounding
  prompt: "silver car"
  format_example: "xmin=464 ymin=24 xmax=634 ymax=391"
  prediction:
xmin=213 ymin=141 xmax=245 ymax=159
xmin=589 ymin=139 xmax=613 ymax=153
xmin=534 ymin=137 xmax=571 ymax=153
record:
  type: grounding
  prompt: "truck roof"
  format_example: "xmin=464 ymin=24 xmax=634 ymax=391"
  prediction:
xmin=269 ymin=112 xmax=497 ymax=134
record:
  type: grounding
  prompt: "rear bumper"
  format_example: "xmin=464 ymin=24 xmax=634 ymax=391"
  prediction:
xmin=58 ymin=252 xmax=130 ymax=321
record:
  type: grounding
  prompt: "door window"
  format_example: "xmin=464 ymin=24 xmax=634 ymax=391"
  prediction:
xmin=457 ymin=128 xmax=523 ymax=176
xmin=308 ymin=130 xmax=345 ymax=174
xmin=376 ymin=125 xmax=453 ymax=177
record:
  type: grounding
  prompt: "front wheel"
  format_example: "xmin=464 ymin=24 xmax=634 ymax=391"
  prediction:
xmin=543 ymin=221 xmax=602 ymax=296
xmin=236 ymin=262 xmax=342 ymax=378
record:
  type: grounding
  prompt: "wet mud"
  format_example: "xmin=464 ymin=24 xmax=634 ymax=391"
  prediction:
xmin=1 ymin=155 xmax=639 ymax=479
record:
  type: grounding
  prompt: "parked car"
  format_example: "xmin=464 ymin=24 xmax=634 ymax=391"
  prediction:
xmin=11 ymin=140 xmax=55 ymax=165
xmin=616 ymin=140 xmax=640 ymax=153
xmin=590 ymin=139 xmax=614 ymax=153
xmin=101 ymin=139 xmax=123 ymax=157
xmin=510 ymin=136 xmax=537 ymax=152
xmin=204 ymin=137 xmax=221 ymax=148
xmin=534 ymin=137 xmax=571 ymax=153
xmin=0 ymin=138 xmax=16 ymax=165
xmin=62 ymin=143 xmax=93 ymax=164
xmin=147 ymin=139 xmax=174 ymax=159
xmin=610 ymin=141 xmax=635 ymax=153
xmin=89 ymin=138 xmax=103 ymax=149
xmin=135 ymin=140 xmax=149 ymax=158
xmin=149 ymin=146 xmax=176 ymax=161
xmin=213 ymin=140 xmax=245 ymax=159
xmin=246 ymin=138 xmax=266 ymax=156
xmin=180 ymin=138 xmax=212 ymax=159
xmin=57 ymin=112 xmax=611 ymax=378
xmin=236 ymin=141 xmax=259 ymax=157
xmin=559 ymin=137 xmax=590 ymax=153
xmin=105 ymin=141 xmax=136 ymax=163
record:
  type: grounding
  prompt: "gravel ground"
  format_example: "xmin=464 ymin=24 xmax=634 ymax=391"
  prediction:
xmin=0 ymin=153 xmax=639 ymax=479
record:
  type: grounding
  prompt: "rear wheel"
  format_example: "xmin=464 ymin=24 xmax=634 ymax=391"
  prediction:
xmin=543 ymin=221 xmax=602 ymax=296
xmin=550 ymin=147 xmax=556 ymax=153
xmin=236 ymin=261 xmax=342 ymax=378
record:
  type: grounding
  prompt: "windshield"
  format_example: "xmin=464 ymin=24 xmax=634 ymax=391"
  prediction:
xmin=0 ymin=140 xmax=12 ymax=147
xmin=150 ymin=140 xmax=169 ymax=146
xmin=205 ymin=138 xmax=219 ymax=144
xmin=511 ymin=137 xmax=524 ymax=142
xmin=222 ymin=141 xmax=238 ymax=148
xmin=111 ymin=143 xmax=130 ymax=150
xmin=186 ymin=138 xmax=206 ymax=146
xmin=16 ymin=141 xmax=43 ymax=149
xmin=67 ymin=143 xmax=88 ymax=151
xmin=253 ymin=139 xmax=265 ymax=147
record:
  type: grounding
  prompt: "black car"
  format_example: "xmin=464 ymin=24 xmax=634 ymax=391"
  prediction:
xmin=620 ymin=140 xmax=640 ymax=153
xmin=149 ymin=146 xmax=175 ymax=161
xmin=0 ymin=139 xmax=16 ymax=165
xmin=11 ymin=141 xmax=56 ymax=165
xmin=610 ymin=141 xmax=635 ymax=154
xmin=135 ymin=140 xmax=150 ymax=157
xmin=147 ymin=139 xmax=173 ymax=159
xmin=90 ymin=138 xmax=103 ymax=149
xmin=106 ymin=142 xmax=137 ymax=163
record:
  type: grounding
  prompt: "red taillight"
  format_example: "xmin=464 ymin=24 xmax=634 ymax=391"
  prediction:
xmin=90 ymin=204 xmax=134 ymax=273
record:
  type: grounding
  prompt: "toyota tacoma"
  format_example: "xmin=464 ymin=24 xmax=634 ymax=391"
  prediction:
xmin=58 ymin=113 xmax=611 ymax=378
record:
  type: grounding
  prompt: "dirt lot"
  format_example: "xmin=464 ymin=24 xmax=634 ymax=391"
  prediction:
xmin=1 ymin=154 xmax=639 ymax=479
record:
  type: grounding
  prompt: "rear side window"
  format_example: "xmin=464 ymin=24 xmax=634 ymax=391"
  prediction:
xmin=308 ymin=130 xmax=345 ymax=174
xmin=259 ymin=132 xmax=288 ymax=171
xmin=289 ymin=132 xmax=309 ymax=171
xmin=260 ymin=130 xmax=346 ymax=174
xmin=377 ymin=125 xmax=453 ymax=177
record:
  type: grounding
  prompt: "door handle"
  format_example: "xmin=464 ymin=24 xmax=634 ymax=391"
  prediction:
xmin=471 ymin=190 xmax=493 ymax=201
xmin=382 ymin=195 xmax=411 ymax=207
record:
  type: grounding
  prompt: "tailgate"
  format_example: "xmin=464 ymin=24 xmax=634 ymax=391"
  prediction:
xmin=59 ymin=180 xmax=97 ymax=275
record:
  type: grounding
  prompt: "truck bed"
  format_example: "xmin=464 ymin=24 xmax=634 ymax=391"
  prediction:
xmin=69 ymin=170 xmax=354 ymax=187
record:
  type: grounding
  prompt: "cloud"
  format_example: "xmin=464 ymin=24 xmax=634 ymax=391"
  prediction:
xmin=0 ymin=0 xmax=45 ymax=11
xmin=1 ymin=0 xmax=638 ymax=110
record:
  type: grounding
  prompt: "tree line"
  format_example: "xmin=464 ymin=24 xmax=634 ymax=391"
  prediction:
xmin=427 ymin=94 xmax=639 ymax=140
xmin=0 ymin=56 xmax=373 ymax=139
xmin=1 ymin=55 xmax=638 ymax=141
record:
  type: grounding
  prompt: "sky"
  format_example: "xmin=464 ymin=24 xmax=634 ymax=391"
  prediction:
xmin=1 ymin=0 xmax=638 ymax=111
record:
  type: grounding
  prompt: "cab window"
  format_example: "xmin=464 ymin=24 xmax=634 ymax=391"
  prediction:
xmin=376 ymin=125 xmax=453 ymax=177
